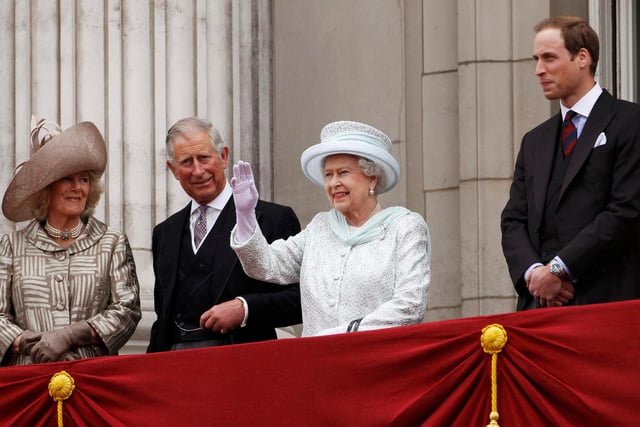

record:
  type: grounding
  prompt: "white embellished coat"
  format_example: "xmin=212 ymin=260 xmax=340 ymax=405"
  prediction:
xmin=0 ymin=217 xmax=141 ymax=365
xmin=232 ymin=210 xmax=430 ymax=336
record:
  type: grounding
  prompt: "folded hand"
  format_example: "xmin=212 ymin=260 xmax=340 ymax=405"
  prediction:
xmin=31 ymin=322 xmax=95 ymax=364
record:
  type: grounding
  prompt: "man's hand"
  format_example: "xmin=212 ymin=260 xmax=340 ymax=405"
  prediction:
xmin=200 ymin=299 xmax=246 ymax=334
xmin=553 ymin=280 xmax=575 ymax=306
xmin=527 ymin=265 xmax=563 ymax=307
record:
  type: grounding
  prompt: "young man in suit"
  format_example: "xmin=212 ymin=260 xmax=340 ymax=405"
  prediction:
xmin=148 ymin=117 xmax=302 ymax=352
xmin=501 ymin=16 xmax=640 ymax=310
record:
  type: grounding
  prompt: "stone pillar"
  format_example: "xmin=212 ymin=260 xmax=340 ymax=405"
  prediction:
xmin=421 ymin=1 xmax=462 ymax=322
xmin=457 ymin=0 xmax=551 ymax=317
xmin=0 ymin=0 xmax=272 ymax=354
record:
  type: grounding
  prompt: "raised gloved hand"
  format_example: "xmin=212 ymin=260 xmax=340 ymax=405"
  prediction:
xmin=18 ymin=330 xmax=42 ymax=356
xmin=31 ymin=321 xmax=95 ymax=364
xmin=231 ymin=160 xmax=259 ymax=242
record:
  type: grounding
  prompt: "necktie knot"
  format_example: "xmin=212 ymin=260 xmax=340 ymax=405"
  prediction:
xmin=194 ymin=205 xmax=208 ymax=248
xmin=561 ymin=110 xmax=578 ymax=157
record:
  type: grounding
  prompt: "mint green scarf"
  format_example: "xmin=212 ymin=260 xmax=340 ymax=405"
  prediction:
xmin=328 ymin=206 xmax=410 ymax=246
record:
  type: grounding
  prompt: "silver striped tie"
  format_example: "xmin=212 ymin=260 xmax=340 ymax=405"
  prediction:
xmin=194 ymin=205 xmax=208 ymax=247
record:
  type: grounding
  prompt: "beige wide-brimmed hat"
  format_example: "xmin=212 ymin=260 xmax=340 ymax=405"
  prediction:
xmin=2 ymin=118 xmax=107 ymax=222
xmin=300 ymin=120 xmax=400 ymax=193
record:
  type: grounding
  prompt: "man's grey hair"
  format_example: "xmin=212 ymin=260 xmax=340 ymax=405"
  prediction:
xmin=165 ymin=117 xmax=225 ymax=162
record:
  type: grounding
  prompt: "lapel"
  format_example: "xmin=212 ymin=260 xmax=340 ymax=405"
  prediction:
xmin=204 ymin=197 xmax=256 ymax=305
xmin=560 ymin=90 xmax=616 ymax=201
xmin=532 ymin=117 xmax=560 ymax=216
xmin=158 ymin=204 xmax=191 ymax=315
xmin=159 ymin=198 xmax=264 ymax=308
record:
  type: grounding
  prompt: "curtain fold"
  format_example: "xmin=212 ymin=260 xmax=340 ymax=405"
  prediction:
xmin=1 ymin=300 xmax=639 ymax=426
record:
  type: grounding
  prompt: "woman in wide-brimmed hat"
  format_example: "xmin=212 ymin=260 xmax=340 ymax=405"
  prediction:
xmin=0 ymin=118 xmax=141 ymax=366
xmin=229 ymin=120 xmax=430 ymax=336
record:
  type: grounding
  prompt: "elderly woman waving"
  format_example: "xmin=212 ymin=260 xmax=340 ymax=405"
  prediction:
xmin=231 ymin=121 xmax=430 ymax=336
xmin=0 ymin=118 xmax=141 ymax=365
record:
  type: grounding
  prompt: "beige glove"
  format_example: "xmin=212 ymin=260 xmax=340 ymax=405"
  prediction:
xmin=31 ymin=321 xmax=95 ymax=364
xmin=18 ymin=331 xmax=42 ymax=356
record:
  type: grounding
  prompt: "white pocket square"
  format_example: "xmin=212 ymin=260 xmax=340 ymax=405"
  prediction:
xmin=593 ymin=132 xmax=607 ymax=148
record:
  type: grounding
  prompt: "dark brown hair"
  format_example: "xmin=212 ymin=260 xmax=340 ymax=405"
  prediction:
xmin=535 ymin=16 xmax=599 ymax=76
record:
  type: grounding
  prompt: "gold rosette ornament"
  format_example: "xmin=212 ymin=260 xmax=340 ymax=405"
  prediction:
xmin=481 ymin=324 xmax=508 ymax=427
xmin=49 ymin=371 xmax=76 ymax=427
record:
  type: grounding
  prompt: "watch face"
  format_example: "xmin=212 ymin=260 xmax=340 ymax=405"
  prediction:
xmin=550 ymin=261 xmax=563 ymax=276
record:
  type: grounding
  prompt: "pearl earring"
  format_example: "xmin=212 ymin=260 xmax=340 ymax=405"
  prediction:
xmin=369 ymin=188 xmax=375 ymax=196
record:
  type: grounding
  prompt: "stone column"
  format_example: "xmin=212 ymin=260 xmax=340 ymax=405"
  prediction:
xmin=457 ymin=0 xmax=551 ymax=317
xmin=0 ymin=0 xmax=272 ymax=354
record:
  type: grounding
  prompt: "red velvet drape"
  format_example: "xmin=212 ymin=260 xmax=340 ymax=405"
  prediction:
xmin=1 ymin=300 xmax=639 ymax=426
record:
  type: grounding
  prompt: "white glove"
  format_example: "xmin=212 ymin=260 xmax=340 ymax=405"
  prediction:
xmin=315 ymin=326 xmax=347 ymax=336
xmin=231 ymin=161 xmax=259 ymax=242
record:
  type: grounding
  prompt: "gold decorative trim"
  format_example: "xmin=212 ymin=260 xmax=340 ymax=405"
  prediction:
xmin=481 ymin=324 xmax=508 ymax=427
xmin=49 ymin=371 xmax=75 ymax=427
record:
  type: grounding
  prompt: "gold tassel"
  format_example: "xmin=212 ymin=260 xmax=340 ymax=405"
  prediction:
xmin=49 ymin=371 xmax=75 ymax=427
xmin=481 ymin=324 xmax=508 ymax=427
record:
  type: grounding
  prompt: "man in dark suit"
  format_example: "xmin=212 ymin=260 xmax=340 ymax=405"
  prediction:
xmin=501 ymin=16 xmax=640 ymax=311
xmin=148 ymin=117 xmax=302 ymax=352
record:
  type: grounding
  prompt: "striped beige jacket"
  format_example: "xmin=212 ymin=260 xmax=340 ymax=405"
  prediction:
xmin=0 ymin=217 xmax=141 ymax=366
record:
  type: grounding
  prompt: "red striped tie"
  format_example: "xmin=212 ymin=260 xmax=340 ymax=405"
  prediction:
xmin=561 ymin=110 xmax=578 ymax=157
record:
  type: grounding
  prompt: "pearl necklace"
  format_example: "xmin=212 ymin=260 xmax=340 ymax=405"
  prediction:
xmin=44 ymin=220 xmax=83 ymax=241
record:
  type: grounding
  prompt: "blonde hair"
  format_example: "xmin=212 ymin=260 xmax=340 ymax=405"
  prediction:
xmin=29 ymin=171 xmax=104 ymax=221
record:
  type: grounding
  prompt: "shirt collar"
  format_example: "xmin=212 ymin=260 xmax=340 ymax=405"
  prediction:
xmin=560 ymin=82 xmax=602 ymax=119
xmin=190 ymin=181 xmax=233 ymax=215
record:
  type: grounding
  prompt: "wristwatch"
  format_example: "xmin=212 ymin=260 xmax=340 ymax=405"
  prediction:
xmin=549 ymin=258 xmax=567 ymax=279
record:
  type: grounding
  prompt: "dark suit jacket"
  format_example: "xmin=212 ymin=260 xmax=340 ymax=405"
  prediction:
xmin=147 ymin=198 xmax=302 ymax=352
xmin=501 ymin=90 xmax=640 ymax=310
